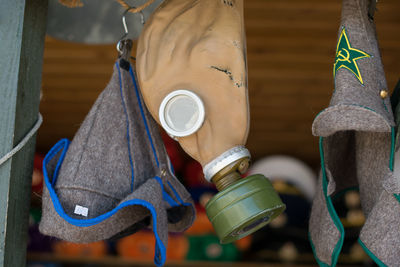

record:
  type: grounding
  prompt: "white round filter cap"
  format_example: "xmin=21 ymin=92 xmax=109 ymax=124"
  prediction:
xmin=159 ymin=90 xmax=205 ymax=137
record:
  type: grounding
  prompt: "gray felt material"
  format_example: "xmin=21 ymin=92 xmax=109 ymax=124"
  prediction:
xmin=359 ymin=187 xmax=400 ymax=266
xmin=309 ymin=0 xmax=399 ymax=266
xmin=356 ymin=130 xmax=400 ymax=267
xmin=39 ymin=55 xmax=195 ymax=266
xmin=358 ymin=70 xmax=400 ymax=267
xmin=312 ymin=0 xmax=394 ymax=138
xmin=309 ymin=131 xmax=358 ymax=266
xmin=309 ymin=171 xmax=342 ymax=265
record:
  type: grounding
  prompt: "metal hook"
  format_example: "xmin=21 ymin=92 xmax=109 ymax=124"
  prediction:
xmin=125 ymin=8 xmax=146 ymax=26
xmin=117 ymin=6 xmax=145 ymax=54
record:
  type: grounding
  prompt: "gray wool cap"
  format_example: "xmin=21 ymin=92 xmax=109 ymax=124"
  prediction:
xmin=312 ymin=0 xmax=394 ymax=137
xmin=39 ymin=45 xmax=195 ymax=266
xmin=309 ymin=0 xmax=400 ymax=266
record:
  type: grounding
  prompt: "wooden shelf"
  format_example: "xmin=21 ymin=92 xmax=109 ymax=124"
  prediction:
xmin=27 ymin=253 xmax=315 ymax=267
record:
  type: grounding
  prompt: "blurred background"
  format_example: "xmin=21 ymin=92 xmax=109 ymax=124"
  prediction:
xmin=28 ymin=0 xmax=400 ymax=266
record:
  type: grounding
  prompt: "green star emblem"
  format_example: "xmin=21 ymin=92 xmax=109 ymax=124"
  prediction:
xmin=333 ymin=27 xmax=371 ymax=85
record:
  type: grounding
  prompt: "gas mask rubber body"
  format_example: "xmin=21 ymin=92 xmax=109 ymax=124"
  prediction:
xmin=136 ymin=0 xmax=285 ymax=243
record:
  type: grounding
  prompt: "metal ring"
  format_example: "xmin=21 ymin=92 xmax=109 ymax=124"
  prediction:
xmin=203 ymin=146 xmax=251 ymax=182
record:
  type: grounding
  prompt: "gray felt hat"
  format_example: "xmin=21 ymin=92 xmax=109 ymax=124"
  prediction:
xmin=309 ymin=0 xmax=400 ymax=266
xmin=39 ymin=43 xmax=195 ymax=266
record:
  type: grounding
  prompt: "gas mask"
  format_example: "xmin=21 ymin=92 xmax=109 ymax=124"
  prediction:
xmin=137 ymin=0 xmax=285 ymax=243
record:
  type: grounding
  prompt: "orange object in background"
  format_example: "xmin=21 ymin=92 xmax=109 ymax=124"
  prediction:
xmin=117 ymin=231 xmax=155 ymax=261
xmin=235 ymin=235 xmax=252 ymax=251
xmin=52 ymin=240 xmax=107 ymax=258
xmin=186 ymin=208 xmax=214 ymax=235
xmin=166 ymin=234 xmax=189 ymax=261
xmin=117 ymin=231 xmax=188 ymax=261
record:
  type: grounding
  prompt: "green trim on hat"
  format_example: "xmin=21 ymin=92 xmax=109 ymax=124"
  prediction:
xmin=392 ymin=81 xmax=400 ymax=204
xmin=390 ymin=127 xmax=395 ymax=172
xmin=382 ymin=99 xmax=389 ymax=113
xmin=389 ymin=127 xmax=400 ymax=204
xmin=357 ymin=127 xmax=397 ymax=266
xmin=319 ymin=137 xmax=345 ymax=267
xmin=310 ymin=186 xmax=363 ymax=267
xmin=312 ymin=107 xmax=395 ymax=266
xmin=313 ymin=104 xmax=383 ymax=122
xmin=309 ymin=137 xmax=345 ymax=267
xmin=358 ymin=239 xmax=387 ymax=267
xmin=309 ymin=232 xmax=331 ymax=267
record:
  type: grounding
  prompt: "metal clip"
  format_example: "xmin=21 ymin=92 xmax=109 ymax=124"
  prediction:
xmin=116 ymin=7 xmax=145 ymax=55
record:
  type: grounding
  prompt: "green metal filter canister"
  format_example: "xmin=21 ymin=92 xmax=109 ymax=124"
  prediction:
xmin=205 ymin=174 xmax=286 ymax=244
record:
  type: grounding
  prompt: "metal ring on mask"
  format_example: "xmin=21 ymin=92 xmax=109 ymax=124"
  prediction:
xmin=203 ymin=146 xmax=251 ymax=182
xmin=159 ymin=90 xmax=205 ymax=138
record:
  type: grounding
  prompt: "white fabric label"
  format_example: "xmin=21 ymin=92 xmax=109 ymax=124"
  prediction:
xmin=74 ymin=205 xmax=89 ymax=217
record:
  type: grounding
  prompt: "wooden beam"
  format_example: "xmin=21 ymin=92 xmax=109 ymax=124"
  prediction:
xmin=27 ymin=253 xmax=315 ymax=267
xmin=0 ymin=0 xmax=48 ymax=266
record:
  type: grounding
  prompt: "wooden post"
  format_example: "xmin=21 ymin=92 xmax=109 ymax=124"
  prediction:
xmin=0 ymin=0 xmax=48 ymax=266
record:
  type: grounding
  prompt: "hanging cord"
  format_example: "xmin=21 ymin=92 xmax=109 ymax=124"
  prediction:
xmin=58 ymin=0 xmax=155 ymax=12
xmin=0 ymin=114 xmax=43 ymax=167
xmin=115 ymin=0 xmax=155 ymax=13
